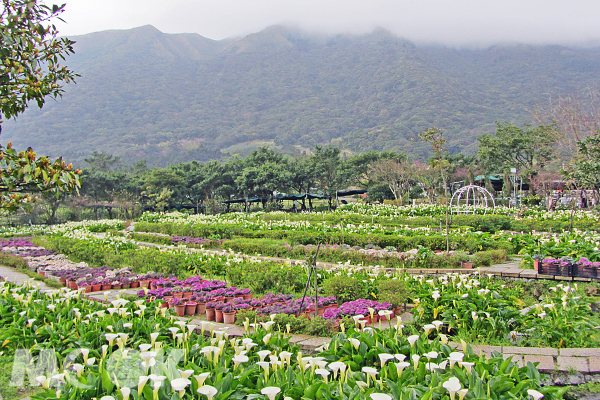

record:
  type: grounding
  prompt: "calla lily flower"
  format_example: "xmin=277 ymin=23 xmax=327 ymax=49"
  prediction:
xmin=361 ymin=366 xmax=378 ymax=385
xmin=179 ymin=369 xmax=194 ymax=379
xmin=412 ymin=354 xmax=420 ymax=370
xmin=443 ymin=377 xmax=462 ymax=400
xmin=315 ymin=368 xmax=330 ymax=383
xmin=348 ymin=338 xmax=360 ymax=350
xmin=527 ymin=389 xmax=544 ymax=400
xmin=261 ymin=386 xmax=281 ymax=400
xmin=198 ymin=385 xmax=218 ymax=400
xmin=378 ymin=353 xmax=395 ymax=367
xmin=257 ymin=350 xmax=271 ymax=362
xmin=423 ymin=324 xmax=435 ymax=335
xmin=171 ymin=378 xmax=191 ymax=397
xmin=194 ymin=372 xmax=210 ymax=387
xmin=232 ymin=354 xmax=249 ymax=369
xmin=395 ymin=361 xmax=410 ymax=376
xmin=35 ymin=375 xmax=50 ymax=389
xmin=120 ymin=387 xmax=131 ymax=400
xmin=458 ymin=361 xmax=474 ymax=374
xmin=370 ymin=394 xmax=392 ymax=400
xmin=407 ymin=335 xmax=419 ymax=347
xmin=138 ymin=376 xmax=150 ymax=393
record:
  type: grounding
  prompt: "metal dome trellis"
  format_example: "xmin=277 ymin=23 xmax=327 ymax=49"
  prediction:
xmin=450 ymin=184 xmax=496 ymax=215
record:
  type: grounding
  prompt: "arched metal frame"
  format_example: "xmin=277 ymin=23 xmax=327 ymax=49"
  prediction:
xmin=450 ymin=184 xmax=496 ymax=215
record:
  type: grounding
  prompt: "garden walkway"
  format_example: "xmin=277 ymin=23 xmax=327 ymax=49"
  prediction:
xmin=0 ymin=265 xmax=53 ymax=291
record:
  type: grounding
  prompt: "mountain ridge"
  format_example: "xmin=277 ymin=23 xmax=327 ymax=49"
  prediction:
xmin=3 ymin=25 xmax=600 ymax=167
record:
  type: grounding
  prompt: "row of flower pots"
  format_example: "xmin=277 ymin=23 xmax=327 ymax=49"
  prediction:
xmin=534 ymin=258 xmax=600 ymax=279
xmin=47 ymin=273 xmax=153 ymax=292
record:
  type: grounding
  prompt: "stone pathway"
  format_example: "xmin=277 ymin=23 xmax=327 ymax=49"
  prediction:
xmin=0 ymin=265 xmax=53 ymax=291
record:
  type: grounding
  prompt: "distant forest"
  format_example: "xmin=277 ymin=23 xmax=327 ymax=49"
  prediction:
xmin=3 ymin=25 xmax=600 ymax=167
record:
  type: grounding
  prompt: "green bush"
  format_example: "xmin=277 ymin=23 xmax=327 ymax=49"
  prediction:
xmin=0 ymin=251 xmax=28 ymax=270
xmin=377 ymin=279 xmax=408 ymax=308
xmin=323 ymin=275 xmax=366 ymax=304
xmin=131 ymin=232 xmax=173 ymax=245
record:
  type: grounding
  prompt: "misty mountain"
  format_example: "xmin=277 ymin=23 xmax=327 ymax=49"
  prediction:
xmin=3 ymin=25 xmax=600 ymax=167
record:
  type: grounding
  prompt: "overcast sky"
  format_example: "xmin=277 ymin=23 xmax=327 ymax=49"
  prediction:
xmin=55 ymin=0 xmax=600 ymax=47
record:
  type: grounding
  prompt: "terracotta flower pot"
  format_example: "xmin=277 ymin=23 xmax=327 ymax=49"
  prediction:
xmin=84 ymin=286 xmax=92 ymax=293
xmin=197 ymin=302 xmax=206 ymax=314
xmin=175 ymin=304 xmax=186 ymax=317
xmin=243 ymin=293 xmax=253 ymax=300
xmin=462 ymin=262 xmax=473 ymax=269
xmin=122 ymin=283 xmax=131 ymax=289
xmin=38 ymin=271 xmax=45 ymax=277
xmin=206 ymin=308 xmax=216 ymax=321
xmin=394 ymin=307 xmax=403 ymax=316
xmin=223 ymin=311 xmax=236 ymax=324
xmin=183 ymin=292 xmax=193 ymax=298
xmin=533 ymin=260 xmax=541 ymax=272
xmin=59 ymin=278 xmax=67 ymax=286
xmin=224 ymin=296 xmax=235 ymax=304
xmin=91 ymin=284 xmax=102 ymax=292
xmin=185 ymin=302 xmax=197 ymax=316
xmin=111 ymin=284 xmax=122 ymax=290
xmin=215 ymin=309 xmax=224 ymax=323
xmin=130 ymin=281 xmax=140 ymax=288
xmin=101 ymin=284 xmax=112 ymax=291
xmin=161 ymin=302 xmax=169 ymax=308
xmin=173 ymin=293 xmax=183 ymax=299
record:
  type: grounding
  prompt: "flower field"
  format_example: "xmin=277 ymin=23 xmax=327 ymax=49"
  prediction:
xmin=2 ymin=205 xmax=600 ymax=398
xmin=0 ymin=281 xmax=567 ymax=399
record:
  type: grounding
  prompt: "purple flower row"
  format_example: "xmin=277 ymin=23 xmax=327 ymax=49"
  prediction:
xmin=322 ymin=299 xmax=392 ymax=320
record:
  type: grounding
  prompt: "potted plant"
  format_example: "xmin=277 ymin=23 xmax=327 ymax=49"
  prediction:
xmin=172 ymin=286 xmax=184 ymax=299
xmin=214 ymin=301 xmax=226 ymax=323
xmin=101 ymin=279 xmax=112 ymax=291
xmin=77 ymin=279 xmax=91 ymax=293
xmin=455 ymin=251 xmax=473 ymax=269
xmin=111 ymin=280 xmax=122 ymax=290
xmin=185 ymin=298 xmax=197 ymax=316
xmin=222 ymin=303 xmax=236 ymax=324
xmin=205 ymin=301 xmax=217 ymax=321
xmin=91 ymin=279 xmax=102 ymax=292
xmin=196 ymin=296 xmax=208 ymax=314
xmin=172 ymin=297 xmax=186 ymax=317
xmin=120 ymin=276 xmax=131 ymax=289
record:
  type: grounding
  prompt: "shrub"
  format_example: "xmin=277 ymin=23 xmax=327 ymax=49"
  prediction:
xmin=323 ymin=275 xmax=366 ymax=304
xmin=0 ymin=251 xmax=28 ymax=270
xmin=377 ymin=279 xmax=408 ymax=308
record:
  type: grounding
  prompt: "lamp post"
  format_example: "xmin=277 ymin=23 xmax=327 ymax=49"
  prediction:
xmin=510 ymin=168 xmax=518 ymax=207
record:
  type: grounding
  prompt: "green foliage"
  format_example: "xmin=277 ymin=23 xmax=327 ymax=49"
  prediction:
xmin=0 ymin=144 xmax=81 ymax=212
xmin=562 ymin=131 xmax=600 ymax=189
xmin=478 ymin=122 xmax=559 ymax=178
xmin=0 ymin=0 xmax=77 ymax=121
xmin=376 ymin=278 xmax=409 ymax=308
xmin=130 ymin=232 xmax=173 ymax=245
xmin=0 ymin=250 xmax=28 ymax=270
xmin=323 ymin=275 xmax=366 ymax=304
xmin=225 ymin=260 xmax=307 ymax=295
